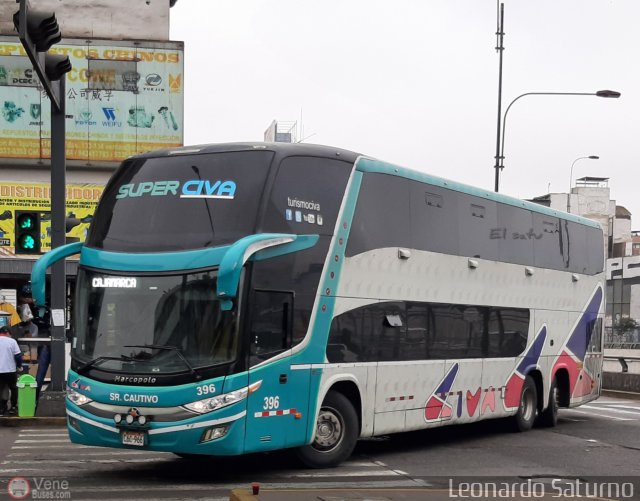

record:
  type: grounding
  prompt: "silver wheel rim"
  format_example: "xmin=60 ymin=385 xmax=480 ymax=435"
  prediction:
xmin=521 ymin=387 xmax=535 ymax=422
xmin=551 ymin=385 xmax=559 ymax=413
xmin=312 ymin=406 xmax=344 ymax=453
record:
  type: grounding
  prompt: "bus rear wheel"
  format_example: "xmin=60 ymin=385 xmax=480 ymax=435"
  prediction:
xmin=537 ymin=378 xmax=559 ymax=427
xmin=295 ymin=390 xmax=359 ymax=468
xmin=512 ymin=375 xmax=537 ymax=432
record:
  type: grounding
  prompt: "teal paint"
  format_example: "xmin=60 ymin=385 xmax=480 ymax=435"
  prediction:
xmin=66 ymin=233 xmax=322 ymax=455
xmin=217 ymin=233 xmax=319 ymax=310
xmin=80 ymin=246 xmax=229 ymax=272
xmin=253 ymin=234 xmax=319 ymax=261
xmin=68 ymin=369 xmax=225 ymax=407
xmin=31 ymin=242 xmax=84 ymax=305
xmin=296 ymin=169 xmax=364 ymax=444
xmin=67 ymin=401 xmax=248 ymax=455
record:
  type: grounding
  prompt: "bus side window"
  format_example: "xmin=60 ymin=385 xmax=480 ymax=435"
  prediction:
xmin=587 ymin=318 xmax=603 ymax=353
xmin=487 ymin=308 xmax=529 ymax=357
xmin=249 ymin=290 xmax=293 ymax=365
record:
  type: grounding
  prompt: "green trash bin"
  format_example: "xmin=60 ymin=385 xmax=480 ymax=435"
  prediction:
xmin=17 ymin=374 xmax=37 ymax=417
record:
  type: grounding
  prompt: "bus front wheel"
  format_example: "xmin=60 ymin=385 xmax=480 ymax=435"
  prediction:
xmin=295 ymin=390 xmax=359 ymax=468
xmin=513 ymin=375 xmax=537 ymax=432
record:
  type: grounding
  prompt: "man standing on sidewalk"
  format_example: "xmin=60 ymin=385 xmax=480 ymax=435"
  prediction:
xmin=0 ymin=326 xmax=23 ymax=415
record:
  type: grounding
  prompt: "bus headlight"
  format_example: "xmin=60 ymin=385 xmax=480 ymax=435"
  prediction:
xmin=67 ymin=388 xmax=93 ymax=406
xmin=183 ymin=380 xmax=261 ymax=414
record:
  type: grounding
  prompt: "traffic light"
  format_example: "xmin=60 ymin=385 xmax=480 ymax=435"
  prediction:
xmin=12 ymin=10 xmax=61 ymax=51
xmin=13 ymin=1 xmax=72 ymax=110
xmin=45 ymin=54 xmax=72 ymax=81
xmin=14 ymin=211 xmax=41 ymax=254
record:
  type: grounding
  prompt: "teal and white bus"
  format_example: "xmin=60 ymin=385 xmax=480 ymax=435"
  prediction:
xmin=32 ymin=143 xmax=605 ymax=467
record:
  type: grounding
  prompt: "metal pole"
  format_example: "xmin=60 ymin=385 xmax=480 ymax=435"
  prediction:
xmin=494 ymin=2 xmax=505 ymax=192
xmin=50 ymin=76 xmax=66 ymax=392
xmin=568 ymin=155 xmax=599 ymax=213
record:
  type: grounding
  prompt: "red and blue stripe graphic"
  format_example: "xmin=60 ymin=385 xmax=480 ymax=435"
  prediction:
xmin=503 ymin=326 xmax=547 ymax=410
xmin=424 ymin=363 xmax=459 ymax=422
xmin=551 ymin=287 xmax=603 ymax=399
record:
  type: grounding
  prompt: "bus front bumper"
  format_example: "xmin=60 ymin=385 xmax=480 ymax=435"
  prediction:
xmin=66 ymin=401 xmax=248 ymax=456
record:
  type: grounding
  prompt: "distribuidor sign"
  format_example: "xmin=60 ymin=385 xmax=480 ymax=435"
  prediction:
xmin=0 ymin=37 xmax=183 ymax=164
xmin=0 ymin=182 xmax=104 ymax=257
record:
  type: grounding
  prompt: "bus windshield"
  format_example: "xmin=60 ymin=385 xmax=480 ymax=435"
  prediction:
xmin=73 ymin=268 xmax=239 ymax=374
xmin=87 ymin=150 xmax=274 ymax=252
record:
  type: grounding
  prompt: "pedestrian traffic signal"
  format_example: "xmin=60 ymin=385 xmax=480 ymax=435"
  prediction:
xmin=14 ymin=211 xmax=41 ymax=255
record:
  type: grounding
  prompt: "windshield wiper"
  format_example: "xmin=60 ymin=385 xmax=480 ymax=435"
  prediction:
xmin=124 ymin=344 xmax=202 ymax=381
xmin=76 ymin=355 xmax=135 ymax=374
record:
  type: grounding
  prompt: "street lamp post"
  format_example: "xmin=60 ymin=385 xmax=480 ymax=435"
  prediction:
xmin=494 ymin=89 xmax=620 ymax=193
xmin=567 ymin=155 xmax=599 ymax=213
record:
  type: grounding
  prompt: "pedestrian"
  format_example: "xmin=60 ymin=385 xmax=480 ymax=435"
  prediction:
xmin=17 ymin=283 xmax=50 ymax=400
xmin=0 ymin=326 xmax=23 ymax=415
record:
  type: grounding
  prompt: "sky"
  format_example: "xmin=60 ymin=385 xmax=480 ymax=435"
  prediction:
xmin=170 ymin=0 xmax=639 ymax=226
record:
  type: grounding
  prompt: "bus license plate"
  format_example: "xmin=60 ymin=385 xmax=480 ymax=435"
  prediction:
xmin=121 ymin=431 xmax=145 ymax=447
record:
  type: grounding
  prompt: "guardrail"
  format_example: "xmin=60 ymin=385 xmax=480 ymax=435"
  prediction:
xmin=604 ymin=355 xmax=640 ymax=373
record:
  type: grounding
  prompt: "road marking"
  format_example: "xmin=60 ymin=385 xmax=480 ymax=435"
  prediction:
xmin=19 ymin=428 xmax=67 ymax=432
xmin=2 ymin=458 xmax=172 ymax=465
xmin=606 ymin=404 xmax=640 ymax=411
xmin=581 ymin=405 xmax=640 ymax=416
xmin=290 ymin=470 xmax=403 ymax=477
xmin=567 ymin=409 xmax=634 ymax=421
xmin=7 ymin=451 xmax=161 ymax=457
xmin=14 ymin=439 xmax=71 ymax=443
xmin=11 ymin=445 xmax=104 ymax=449
xmin=17 ymin=433 xmax=68 ymax=438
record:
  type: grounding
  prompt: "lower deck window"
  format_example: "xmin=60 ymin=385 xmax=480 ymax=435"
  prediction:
xmin=327 ymin=301 xmax=529 ymax=363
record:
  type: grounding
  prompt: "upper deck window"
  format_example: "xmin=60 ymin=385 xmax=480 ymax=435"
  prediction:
xmin=87 ymin=151 xmax=274 ymax=252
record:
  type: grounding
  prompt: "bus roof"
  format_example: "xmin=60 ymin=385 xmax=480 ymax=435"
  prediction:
xmin=129 ymin=142 xmax=600 ymax=230
xmin=356 ymin=157 xmax=602 ymax=230
xmin=132 ymin=142 xmax=361 ymax=163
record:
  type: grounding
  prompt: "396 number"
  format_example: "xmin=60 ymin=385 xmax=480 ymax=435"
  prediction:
xmin=196 ymin=383 xmax=216 ymax=396
xmin=263 ymin=396 xmax=280 ymax=410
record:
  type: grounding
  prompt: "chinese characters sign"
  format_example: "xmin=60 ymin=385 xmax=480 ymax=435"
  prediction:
xmin=0 ymin=37 xmax=183 ymax=164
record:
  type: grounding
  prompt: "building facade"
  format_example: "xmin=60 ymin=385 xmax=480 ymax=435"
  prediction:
xmin=0 ymin=1 xmax=183 ymax=303
xmin=530 ymin=176 xmax=638 ymax=343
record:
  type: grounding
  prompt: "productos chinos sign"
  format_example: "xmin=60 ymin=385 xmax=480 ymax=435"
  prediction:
xmin=0 ymin=36 xmax=184 ymax=164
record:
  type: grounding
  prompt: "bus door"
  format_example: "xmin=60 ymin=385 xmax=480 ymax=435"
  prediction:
xmin=245 ymin=290 xmax=309 ymax=451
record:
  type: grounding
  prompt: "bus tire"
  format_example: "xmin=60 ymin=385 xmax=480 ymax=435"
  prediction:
xmin=512 ymin=375 xmax=537 ymax=432
xmin=295 ymin=390 xmax=359 ymax=468
xmin=537 ymin=377 xmax=559 ymax=428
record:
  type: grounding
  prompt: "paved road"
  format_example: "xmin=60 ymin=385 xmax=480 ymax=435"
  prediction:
xmin=0 ymin=396 xmax=639 ymax=500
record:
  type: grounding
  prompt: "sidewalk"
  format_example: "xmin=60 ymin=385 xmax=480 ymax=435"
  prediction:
xmin=230 ymin=487 xmax=439 ymax=501
xmin=229 ymin=486 xmax=597 ymax=501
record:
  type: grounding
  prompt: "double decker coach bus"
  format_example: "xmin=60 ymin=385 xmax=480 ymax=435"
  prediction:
xmin=32 ymin=143 xmax=604 ymax=467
